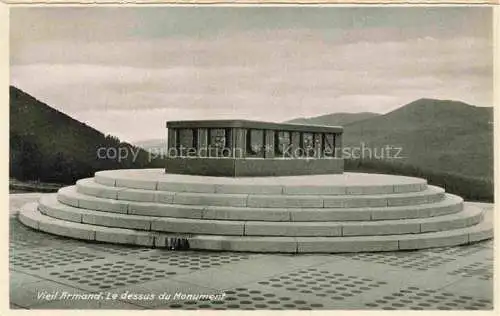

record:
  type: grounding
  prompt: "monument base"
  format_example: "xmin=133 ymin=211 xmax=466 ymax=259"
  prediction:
xmin=16 ymin=169 xmax=493 ymax=253
xmin=164 ymin=157 xmax=344 ymax=177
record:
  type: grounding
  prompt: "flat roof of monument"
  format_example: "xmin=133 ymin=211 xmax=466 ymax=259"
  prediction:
xmin=166 ymin=119 xmax=343 ymax=133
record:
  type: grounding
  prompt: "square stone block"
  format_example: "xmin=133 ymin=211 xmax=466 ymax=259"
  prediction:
xmin=371 ymin=206 xmax=429 ymax=220
xmin=469 ymin=227 xmax=493 ymax=243
xmin=427 ymin=192 xmax=445 ymax=203
xmin=283 ymin=185 xmax=346 ymax=195
xmin=154 ymin=191 xmax=175 ymax=203
xmin=290 ymin=209 xmax=371 ymax=221
xmin=466 ymin=211 xmax=484 ymax=226
xmin=82 ymin=212 xmax=152 ymax=230
xmin=76 ymin=180 xmax=123 ymax=199
xmin=165 ymin=157 xmax=237 ymax=177
xmin=78 ymin=197 xmax=129 ymax=214
xmin=115 ymin=178 xmax=157 ymax=190
xmin=297 ymin=237 xmax=399 ymax=252
xmin=420 ymin=217 xmax=468 ymax=233
xmin=429 ymin=202 xmax=463 ymax=217
xmin=94 ymin=174 xmax=116 ymax=186
xmin=166 ymin=156 xmax=344 ymax=177
xmin=342 ymin=221 xmax=420 ymax=236
xmin=157 ymin=181 xmax=216 ymax=193
xmin=244 ymin=221 xmax=342 ymax=237
xmin=215 ymin=184 xmax=282 ymax=195
xmin=188 ymin=236 xmax=298 ymax=252
xmin=398 ymin=232 xmax=469 ymax=250
xmin=98 ymin=199 xmax=129 ymax=214
xmin=94 ymin=227 xmax=154 ymax=246
xmin=18 ymin=204 xmax=40 ymax=229
xmin=346 ymin=185 xmax=393 ymax=195
xmin=387 ymin=195 xmax=429 ymax=206
xmin=39 ymin=203 xmax=83 ymax=223
xmin=393 ymin=182 xmax=426 ymax=193
xmin=95 ymin=187 xmax=122 ymax=199
xmin=38 ymin=218 xmax=95 ymax=240
xmin=128 ymin=202 xmax=204 ymax=219
xmin=247 ymin=195 xmax=322 ymax=208
xmin=341 ymin=197 xmax=388 ymax=208
xmin=117 ymin=189 xmax=156 ymax=202
xmin=180 ymin=235 xmax=224 ymax=251
xmin=173 ymin=192 xmax=248 ymax=207
xmin=18 ymin=212 xmax=39 ymax=229
xmin=230 ymin=237 xmax=298 ymax=252
xmin=153 ymin=233 xmax=193 ymax=248
xmin=151 ymin=218 xmax=244 ymax=235
xmin=202 ymin=206 xmax=290 ymax=221
xmin=321 ymin=197 xmax=344 ymax=208
xmin=57 ymin=191 xmax=79 ymax=207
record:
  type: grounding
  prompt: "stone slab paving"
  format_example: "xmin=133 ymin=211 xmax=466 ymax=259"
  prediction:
xmin=9 ymin=194 xmax=494 ymax=310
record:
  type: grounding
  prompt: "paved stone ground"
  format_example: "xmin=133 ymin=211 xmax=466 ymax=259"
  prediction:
xmin=9 ymin=194 xmax=494 ymax=310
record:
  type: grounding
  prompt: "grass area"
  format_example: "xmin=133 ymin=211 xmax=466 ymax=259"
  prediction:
xmin=345 ymin=159 xmax=493 ymax=203
xmin=9 ymin=178 xmax=64 ymax=193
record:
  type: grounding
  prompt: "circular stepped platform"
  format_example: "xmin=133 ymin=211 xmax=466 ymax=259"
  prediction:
xmin=75 ymin=178 xmax=445 ymax=208
xmin=93 ymin=169 xmax=428 ymax=195
xmin=18 ymin=169 xmax=493 ymax=253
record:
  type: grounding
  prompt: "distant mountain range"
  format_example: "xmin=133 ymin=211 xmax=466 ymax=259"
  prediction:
xmin=134 ymin=99 xmax=493 ymax=180
xmin=10 ymin=85 xmax=493 ymax=186
xmin=342 ymin=98 xmax=493 ymax=179
xmin=286 ymin=112 xmax=380 ymax=126
xmin=134 ymin=138 xmax=167 ymax=153
xmin=134 ymin=112 xmax=379 ymax=152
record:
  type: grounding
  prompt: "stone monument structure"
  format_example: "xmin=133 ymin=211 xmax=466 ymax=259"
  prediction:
xmin=18 ymin=120 xmax=492 ymax=252
xmin=165 ymin=120 xmax=344 ymax=176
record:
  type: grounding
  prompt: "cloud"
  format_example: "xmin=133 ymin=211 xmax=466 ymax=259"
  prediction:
xmin=10 ymin=8 xmax=493 ymax=142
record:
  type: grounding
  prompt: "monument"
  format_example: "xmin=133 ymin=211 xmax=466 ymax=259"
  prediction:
xmin=165 ymin=120 xmax=344 ymax=176
xmin=18 ymin=120 xmax=492 ymax=252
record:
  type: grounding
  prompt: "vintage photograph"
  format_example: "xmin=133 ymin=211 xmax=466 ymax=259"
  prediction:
xmin=9 ymin=6 xmax=493 ymax=310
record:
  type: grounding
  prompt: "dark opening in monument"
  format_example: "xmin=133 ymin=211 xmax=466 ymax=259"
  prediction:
xmin=302 ymin=132 xmax=315 ymax=158
xmin=323 ymin=133 xmax=335 ymax=158
xmin=208 ymin=128 xmax=231 ymax=158
xmin=246 ymin=129 xmax=265 ymax=157
xmin=176 ymin=128 xmax=197 ymax=156
xmin=275 ymin=131 xmax=291 ymax=157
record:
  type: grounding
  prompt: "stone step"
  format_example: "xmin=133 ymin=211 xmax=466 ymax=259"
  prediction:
xmin=78 ymin=177 xmax=442 ymax=208
xmin=38 ymin=194 xmax=481 ymax=237
xmin=58 ymin=185 xmax=463 ymax=221
xmin=73 ymin=179 xmax=444 ymax=209
xmin=18 ymin=202 xmax=493 ymax=253
xmin=94 ymin=169 xmax=428 ymax=195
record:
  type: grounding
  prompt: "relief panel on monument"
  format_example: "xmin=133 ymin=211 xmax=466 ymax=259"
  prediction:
xmin=177 ymin=128 xmax=195 ymax=156
xmin=275 ymin=131 xmax=291 ymax=157
xmin=323 ymin=133 xmax=335 ymax=157
xmin=246 ymin=129 xmax=264 ymax=156
xmin=209 ymin=128 xmax=230 ymax=157
xmin=314 ymin=133 xmax=322 ymax=158
xmin=302 ymin=132 xmax=315 ymax=157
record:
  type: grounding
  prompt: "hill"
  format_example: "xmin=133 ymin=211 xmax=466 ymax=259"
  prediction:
xmin=342 ymin=98 xmax=493 ymax=180
xmin=286 ymin=112 xmax=380 ymax=126
xmin=9 ymin=86 xmax=162 ymax=184
xmin=286 ymin=98 xmax=493 ymax=201
xmin=134 ymin=138 xmax=167 ymax=153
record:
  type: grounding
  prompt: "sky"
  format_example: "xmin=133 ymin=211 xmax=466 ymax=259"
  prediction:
xmin=10 ymin=7 xmax=493 ymax=143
